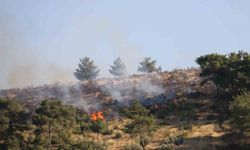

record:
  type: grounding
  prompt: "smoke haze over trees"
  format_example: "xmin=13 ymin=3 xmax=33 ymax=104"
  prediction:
xmin=1 ymin=0 xmax=250 ymax=89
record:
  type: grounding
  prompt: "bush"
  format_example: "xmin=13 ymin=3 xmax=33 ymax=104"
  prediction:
xmin=139 ymin=135 xmax=151 ymax=148
xmin=122 ymin=143 xmax=143 ymax=150
xmin=71 ymin=141 xmax=106 ymax=150
xmin=114 ymin=131 xmax=123 ymax=138
xmin=90 ymin=120 xmax=107 ymax=135
xmin=162 ymin=136 xmax=183 ymax=146
xmin=157 ymin=144 xmax=175 ymax=150
xmin=174 ymin=136 xmax=184 ymax=146
xmin=230 ymin=92 xmax=250 ymax=136
xmin=102 ymin=129 xmax=113 ymax=135
xmin=121 ymin=101 xmax=156 ymax=134
xmin=6 ymin=135 xmax=23 ymax=150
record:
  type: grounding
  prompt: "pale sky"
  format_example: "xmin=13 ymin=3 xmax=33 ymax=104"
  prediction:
xmin=1 ymin=0 xmax=250 ymax=89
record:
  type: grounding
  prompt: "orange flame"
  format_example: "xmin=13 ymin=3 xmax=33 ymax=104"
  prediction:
xmin=90 ymin=112 xmax=104 ymax=121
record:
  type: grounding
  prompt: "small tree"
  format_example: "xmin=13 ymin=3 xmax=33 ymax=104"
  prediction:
xmin=74 ymin=57 xmax=100 ymax=81
xmin=76 ymin=111 xmax=92 ymax=136
xmin=121 ymin=101 xmax=156 ymax=150
xmin=109 ymin=57 xmax=127 ymax=77
xmin=90 ymin=120 xmax=107 ymax=138
xmin=138 ymin=57 xmax=158 ymax=73
xmin=230 ymin=92 xmax=250 ymax=136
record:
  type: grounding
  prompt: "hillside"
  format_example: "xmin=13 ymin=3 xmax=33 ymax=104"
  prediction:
xmin=0 ymin=68 xmax=214 ymax=112
xmin=0 ymin=68 xmax=229 ymax=150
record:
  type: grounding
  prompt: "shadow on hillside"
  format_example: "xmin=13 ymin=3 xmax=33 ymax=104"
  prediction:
xmin=161 ymin=127 xmax=250 ymax=150
xmin=176 ymin=136 xmax=223 ymax=150
xmin=143 ymin=92 xmax=222 ymax=125
xmin=177 ymin=134 xmax=250 ymax=150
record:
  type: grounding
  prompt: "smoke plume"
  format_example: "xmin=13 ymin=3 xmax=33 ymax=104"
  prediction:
xmin=0 ymin=13 xmax=74 ymax=89
xmin=99 ymin=73 xmax=164 ymax=104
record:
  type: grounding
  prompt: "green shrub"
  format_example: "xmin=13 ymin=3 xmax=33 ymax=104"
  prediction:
xmin=162 ymin=136 xmax=175 ymax=145
xmin=90 ymin=120 xmax=107 ymax=135
xmin=6 ymin=135 xmax=23 ymax=150
xmin=230 ymin=92 xmax=250 ymax=136
xmin=114 ymin=131 xmax=123 ymax=138
xmin=139 ymin=135 xmax=151 ymax=148
xmin=174 ymin=136 xmax=184 ymax=145
xmin=102 ymin=129 xmax=113 ymax=135
xmin=121 ymin=101 xmax=156 ymax=135
xmin=122 ymin=143 xmax=143 ymax=150
xmin=71 ymin=141 xmax=106 ymax=150
xmin=162 ymin=136 xmax=183 ymax=146
xmin=157 ymin=144 xmax=175 ymax=150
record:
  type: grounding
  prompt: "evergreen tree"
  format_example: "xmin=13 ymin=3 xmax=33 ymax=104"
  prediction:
xmin=121 ymin=101 xmax=156 ymax=150
xmin=76 ymin=111 xmax=91 ymax=136
xmin=0 ymin=98 xmax=31 ymax=149
xmin=196 ymin=53 xmax=228 ymax=95
xmin=109 ymin=57 xmax=127 ymax=77
xmin=196 ymin=51 xmax=250 ymax=96
xmin=137 ymin=57 xmax=157 ymax=73
xmin=32 ymin=99 xmax=76 ymax=149
xmin=74 ymin=57 xmax=100 ymax=81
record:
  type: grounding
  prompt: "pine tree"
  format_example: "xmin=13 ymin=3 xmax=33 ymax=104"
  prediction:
xmin=74 ymin=57 xmax=100 ymax=81
xmin=32 ymin=99 xmax=76 ymax=149
xmin=109 ymin=57 xmax=127 ymax=77
xmin=0 ymin=98 xmax=31 ymax=149
xmin=196 ymin=50 xmax=250 ymax=96
xmin=121 ymin=101 xmax=156 ymax=150
xmin=137 ymin=57 xmax=157 ymax=73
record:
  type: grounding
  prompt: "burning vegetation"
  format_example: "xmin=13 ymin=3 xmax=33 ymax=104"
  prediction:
xmin=91 ymin=112 xmax=104 ymax=121
xmin=0 ymin=68 xmax=214 ymax=114
xmin=0 ymin=51 xmax=249 ymax=150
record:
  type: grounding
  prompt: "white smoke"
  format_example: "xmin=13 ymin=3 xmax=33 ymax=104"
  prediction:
xmin=99 ymin=73 xmax=164 ymax=103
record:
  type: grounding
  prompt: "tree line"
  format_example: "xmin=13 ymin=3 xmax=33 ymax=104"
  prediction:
xmin=74 ymin=57 xmax=161 ymax=81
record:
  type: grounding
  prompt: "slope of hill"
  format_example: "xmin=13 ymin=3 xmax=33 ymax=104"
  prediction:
xmin=0 ymin=68 xmax=215 ymax=113
xmin=0 ymin=68 xmax=234 ymax=150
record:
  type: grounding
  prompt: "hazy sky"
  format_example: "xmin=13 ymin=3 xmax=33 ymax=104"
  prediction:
xmin=1 ymin=0 xmax=250 ymax=89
